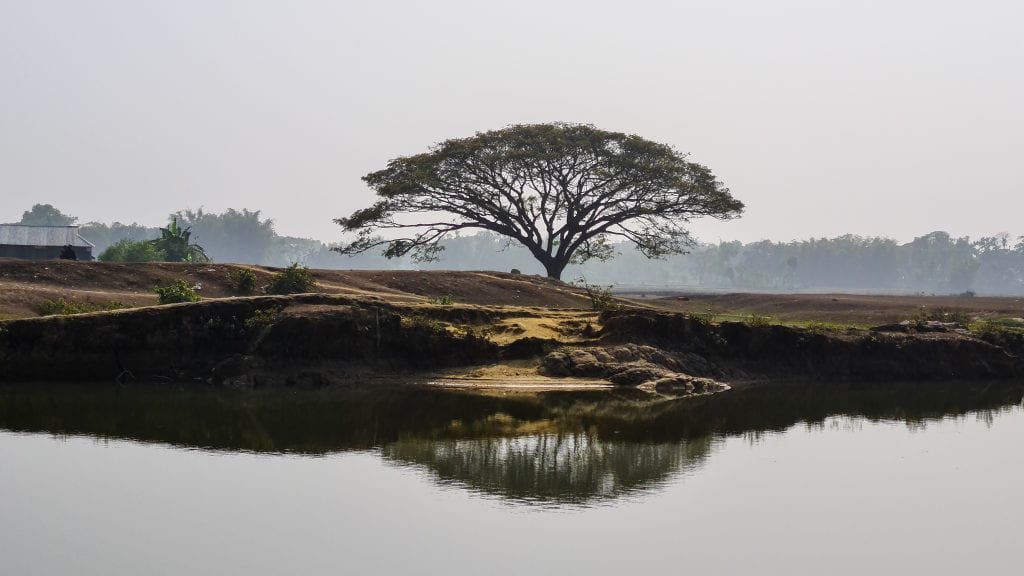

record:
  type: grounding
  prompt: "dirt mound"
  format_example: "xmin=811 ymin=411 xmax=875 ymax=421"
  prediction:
xmin=0 ymin=260 xmax=590 ymax=319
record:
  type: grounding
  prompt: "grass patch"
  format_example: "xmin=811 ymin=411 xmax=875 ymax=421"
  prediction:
xmin=401 ymin=314 xmax=452 ymax=337
xmin=38 ymin=298 xmax=128 ymax=316
xmin=784 ymin=319 xmax=871 ymax=331
xmin=428 ymin=294 xmax=455 ymax=306
xmin=244 ymin=307 xmax=281 ymax=331
xmin=689 ymin=308 xmax=716 ymax=326
xmin=970 ymin=318 xmax=1024 ymax=350
xmin=913 ymin=307 xmax=972 ymax=326
xmin=746 ymin=313 xmax=772 ymax=327
xmin=970 ymin=318 xmax=1024 ymax=336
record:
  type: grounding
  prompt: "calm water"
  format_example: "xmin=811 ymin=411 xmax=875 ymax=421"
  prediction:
xmin=2 ymin=381 xmax=1023 ymax=575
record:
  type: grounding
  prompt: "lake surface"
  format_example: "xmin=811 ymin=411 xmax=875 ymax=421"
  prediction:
xmin=2 ymin=381 xmax=1023 ymax=575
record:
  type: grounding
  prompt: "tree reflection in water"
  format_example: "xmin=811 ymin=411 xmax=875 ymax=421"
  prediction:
xmin=385 ymin=432 xmax=714 ymax=505
xmin=0 ymin=380 xmax=1020 ymax=505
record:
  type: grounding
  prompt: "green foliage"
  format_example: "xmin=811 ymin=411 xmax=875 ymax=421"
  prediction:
xmin=970 ymin=318 xmax=1024 ymax=350
xmin=689 ymin=309 xmax=716 ymax=326
xmin=98 ymin=238 xmax=163 ymax=262
xmin=335 ymin=123 xmax=742 ymax=279
xmin=172 ymin=208 xmax=275 ymax=264
xmin=746 ymin=313 xmax=772 ymax=327
xmin=574 ymin=277 xmax=620 ymax=312
xmin=38 ymin=298 xmax=91 ymax=315
xmin=38 ymin=298 xmax=127 ymax=316
xmin=19 ymin=204 xmax=77 ymax=226
xmin=803 ymin=321 xmax=851 ymax=333
xmin=970 ymin=318 xmax=1024 ymax=335
xmin=79 ymin=221 xmax=160 ymax=255
xmin=244 ymin=307 xmax=281 ymax=331
xmin=401 ymin=314 xmax=449 ymax=335
xmin=151 ymin=218 xmax=210 ymax=263
xmin=155 ymin=280 xmax=201 ymax=304
xmin=265 ymin=263 xmax=318 ymax=295
xmin=428 ymin=294 xmax=455 ymax=306
xmin=229 ymin=269 xmax=258 ymax=294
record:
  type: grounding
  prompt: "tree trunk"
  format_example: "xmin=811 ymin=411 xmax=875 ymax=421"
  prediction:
xmin=544 ymin=259 xmax=567 ymax=281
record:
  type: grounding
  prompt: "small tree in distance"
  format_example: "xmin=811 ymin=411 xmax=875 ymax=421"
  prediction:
xmin=334 ymin=123 xmax=743 ymax=280
xmin=19 ymin=204 xmax=77 ymax=226
xmin=151 ymin=218 xmax=210 ymax=263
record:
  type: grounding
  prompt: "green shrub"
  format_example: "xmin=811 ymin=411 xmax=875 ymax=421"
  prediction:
xmin=402 ymin=315 xmax=449 ymax=335
xmin=689 ymin=309 xmax=716 ymax=326
xmin=266 ymin=263 xmax=317 ymax=295
xmin=244 ymin=307 xmax=280 ymax=331
xmin=155 ymin=280 xmax=201 ymax=304
xmin=38 ymin=298 xmax=90 ymax=315
xmin=98 ymin=239 xmax=163 ymax=262
xmin=428 ymin=294 xmax=455 ymax=306
xmin=37 ymin=298 xmax=127 ymax=316
xmin=574 ymin=277 xmax=619 ymax=312
xmin=229 ymin=269 xmax=258 ymax=295
xmin=746 ymin=313 xmax=772 ymax=327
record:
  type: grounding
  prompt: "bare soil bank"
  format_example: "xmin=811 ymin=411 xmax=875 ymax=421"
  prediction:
xmin=2 ymin=261 xmax=1023 ymax=391
xmin=1 ymin=289 xmax=1022 ymax=392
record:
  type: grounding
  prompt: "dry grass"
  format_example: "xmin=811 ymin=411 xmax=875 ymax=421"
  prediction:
xmin=638 ymin=292 xmax=1024 ymax=327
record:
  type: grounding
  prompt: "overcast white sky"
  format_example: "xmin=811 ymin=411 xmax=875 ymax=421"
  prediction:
xmin=2 ymin=0 xmax=1022 ymax=244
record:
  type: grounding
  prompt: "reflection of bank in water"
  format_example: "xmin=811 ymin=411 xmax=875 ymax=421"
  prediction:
xmin=383 ymin=431 xmax=714 ymax=506
xmin=0 ymin=381 xmax=1021 ymax=505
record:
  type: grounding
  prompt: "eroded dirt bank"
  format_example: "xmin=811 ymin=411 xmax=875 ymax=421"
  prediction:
xmin=2 ymin=294 xmax=1022 ymax=392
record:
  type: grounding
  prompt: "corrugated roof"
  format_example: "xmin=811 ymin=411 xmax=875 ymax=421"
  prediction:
xmin=0 ymin=224 xmax=94 ymax=247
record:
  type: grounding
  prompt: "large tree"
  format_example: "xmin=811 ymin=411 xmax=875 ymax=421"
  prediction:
xmin=335 ymin=123 xmax=743 ymax=279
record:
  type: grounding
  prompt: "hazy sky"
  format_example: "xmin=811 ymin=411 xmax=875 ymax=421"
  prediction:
xmin=2 ymin=0 xmax=1022 ymax=244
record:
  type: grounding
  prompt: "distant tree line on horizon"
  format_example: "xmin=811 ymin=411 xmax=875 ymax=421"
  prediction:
xmin=382 ymin=230 xmax=1024 ymax=296
xmin=12 ymin=204 xmax=1024 ymax=295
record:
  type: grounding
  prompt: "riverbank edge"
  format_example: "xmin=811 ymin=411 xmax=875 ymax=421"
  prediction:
xmin=1 ymin=293 xmax=1022 ymax=391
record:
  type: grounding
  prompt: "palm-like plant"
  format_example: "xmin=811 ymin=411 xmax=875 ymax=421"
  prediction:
xmin=149 ymin=218 xmax=210 ymax=262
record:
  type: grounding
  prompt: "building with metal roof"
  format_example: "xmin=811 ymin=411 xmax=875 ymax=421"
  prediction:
xmin=0 ymin=224 xmax=95 ymax=260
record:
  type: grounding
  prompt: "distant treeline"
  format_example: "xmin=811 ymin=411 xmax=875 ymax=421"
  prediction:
xmin=87 ymin=214 xmax=1024 ymax=295
xmin=13 ymin=204 xmax=1024 ymax=295
xmin=388 ymin=231 xmax=1024 ymax=296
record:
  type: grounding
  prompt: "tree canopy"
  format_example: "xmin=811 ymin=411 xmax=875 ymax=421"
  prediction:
xmin=334 ymin=123 xmax=744 ymax=279
xmin=172 ymin=208 xmax=275 ymax=264
xmin=19 ymin=204 xmax=77 ymax=226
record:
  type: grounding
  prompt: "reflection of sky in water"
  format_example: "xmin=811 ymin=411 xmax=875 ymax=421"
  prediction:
xmin=3 ymin=403 xmax=1024 ymax=575
xmin=2 ymin=383 xmax=1024 ymax=574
